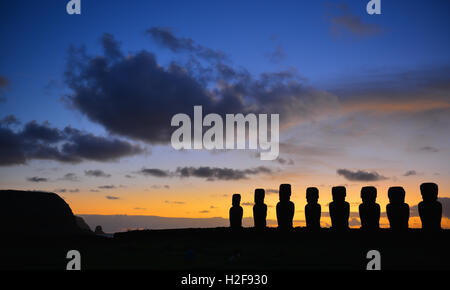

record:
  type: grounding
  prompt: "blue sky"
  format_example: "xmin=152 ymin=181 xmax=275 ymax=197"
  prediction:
xmin=1 ymin=0 xmax=449 ymax=127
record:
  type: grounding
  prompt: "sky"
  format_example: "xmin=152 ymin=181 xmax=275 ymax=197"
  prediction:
xmin=1 ymin=0 xmax=450 ymax=231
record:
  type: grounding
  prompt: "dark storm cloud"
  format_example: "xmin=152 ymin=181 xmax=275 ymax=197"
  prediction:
xmin=27 ymin=176 xmax=48 ymax=183
xmin=61 ymin=127 xmax=143 ymax=162
xmin=337 ymin=169 xmax=387 ymax=182
xmin=0 ymin=115 xmax=20 ymax=126
xmin=85 ymin=169 xmax=111 ymax=178
xmin=64 ymin=32 xmax=336 ymax=145
xmin=101 ymin=33 xmax=124 ymax=61
xmin=328 ymin=4 xmax=382 ymax=37
xmin=0 ymin=118 xmax=143 ymax=166
xmin=0 ymin=126 xmax=27 ymax=165
xmin=21 ymin=121 xmax=64 ymax=143
xmin=403 ymin=170 xmax=417 ymax=177
xmin=175 ymin=166 xmax=272 ymax=181
xmin=146 ymin=27 xmax=226 ymax=61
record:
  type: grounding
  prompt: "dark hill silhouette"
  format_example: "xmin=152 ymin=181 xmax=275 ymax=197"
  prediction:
xmin=0 ymin=190 xmax=88 ymax=236
xmin=75 ymin=216 xmax=93 ymax=233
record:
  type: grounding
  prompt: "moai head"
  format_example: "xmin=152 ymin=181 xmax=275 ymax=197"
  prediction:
xmin=279 ymin=184 xmax=291 ymax=202
xmin=388 ymin=186 xmax=405 ymax=204
xmin=420 ymin=182 xmax=438 ymax=202
xmin=361 ymin=186 xmax=377 ymax=204
xmin=306 ymin=187 xmax=319 ymax=204
xmin=254 ymin=188 xmax=265 ymax=204
xmin=232 ymin=193 xmax=241 ymax=206
xmin=332 ymin=186 xmax=346 ymax=202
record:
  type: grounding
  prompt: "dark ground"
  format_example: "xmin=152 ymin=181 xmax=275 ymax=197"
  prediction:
xmin=1 ymin=227 xmax=449 ymax=270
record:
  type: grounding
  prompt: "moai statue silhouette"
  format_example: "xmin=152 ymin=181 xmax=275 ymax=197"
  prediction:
xmin=359 ymin=186 xmax=380 ymax=230
xmin=229 ymin=193 xmax=243 ymax=229
xmin=276 ymin=184 xmax=295 ymax=229
xmin=305 ymin=187 xmax=321 ymax=229
xmin=386 ymin=186 xmax=409 ymax=231
xmin=419 ymin=182 xmax=442 ymax=231
xmin=253 ymin=188 xmax=267 ymax=229
xmin=329 ymin=186 xmax=350 ymax=230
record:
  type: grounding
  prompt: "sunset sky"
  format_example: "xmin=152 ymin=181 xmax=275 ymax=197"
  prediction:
xmin=1 ymin=0 xmax=449 ymax=231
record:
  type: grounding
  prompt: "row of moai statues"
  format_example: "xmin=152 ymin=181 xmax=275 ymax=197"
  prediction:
xmin=229 ymin=182 xmax=442 ymax=231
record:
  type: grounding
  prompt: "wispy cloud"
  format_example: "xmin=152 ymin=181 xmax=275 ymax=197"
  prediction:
xmin=165 ymin=200 xmax=185 ymax=205
xmin=337 ymin=169 xmax=387 ymax=182
xmin=85 ymin=169 xmax=111 ymax=178
xmin=138 ymin=168 xmax=171 ymax=178
xmin=105 ymin=195 xmax=120 ymax=200
xmin=98 ymin=185 xmax=115 ymax=189
xmin=26 ymin=176 xmax=48 ymax=183
xmin=403 ymin=170 xmax=417 ymax=177
xmin=138 ymin=166 xmax=273 ymax=181
xmin=420 ymin=146 xmax=439 ymax=153
xmin=60 ymin=173 xmax=79 ymax=182
xmin=328 ymin=4 xmax=382 ymax=37
xmin=176 ymin=166 xmax=273 ymax=181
